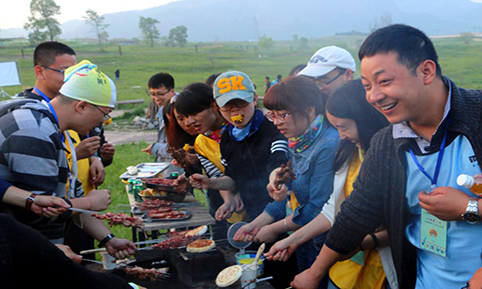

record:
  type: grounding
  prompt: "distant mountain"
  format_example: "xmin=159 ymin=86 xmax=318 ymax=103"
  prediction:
xmin=3 ymin=0 xmax=482 ymax=41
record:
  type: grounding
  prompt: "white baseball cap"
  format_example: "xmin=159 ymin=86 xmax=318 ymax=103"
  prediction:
xmin=298 ymin=46 xmax=356 ymax=78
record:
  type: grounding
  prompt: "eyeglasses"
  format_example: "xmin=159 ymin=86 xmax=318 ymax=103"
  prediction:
xmin=93 ymin=105 xmax=112 ymax=122
xmin=314 ymin=69 xmax=346 ymax=86
xmin=218 ymin=99 xmax=250 ymax=112
xmin=148 ymin=90 xmax=171 ymax=97
xmin=265 ymin=110 xmax=298 ymax=123
xmin=41 ymin=65 xmax=66 ymax=74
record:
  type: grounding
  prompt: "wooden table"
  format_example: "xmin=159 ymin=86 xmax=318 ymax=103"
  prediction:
xmin=126 ymin=188 xmax=216 ymax=242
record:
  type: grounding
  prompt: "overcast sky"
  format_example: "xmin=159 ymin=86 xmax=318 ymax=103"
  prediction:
xmin=2 ymin=0 xmax=482 ymax=31
xmin=0 ymin=0 xmax=178 ymax=30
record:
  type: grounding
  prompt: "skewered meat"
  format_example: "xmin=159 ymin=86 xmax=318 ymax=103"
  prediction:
xmin=152 ymin=235 xmax=196 ymax=250
xmin=151 ymin=225 xmax=208 ymax=250
xmin=146 ymin=178 xmax=176 ymax=186
xmin=274 ymin=161 xmax=296 ymax=189
xmin=92 ymin=212 xmax=144 ymax=228
xmin=123 ymin=266 xmax=167 ymax=282
xmin=147 ymin=207 xmax=174 ymax=216
xmin=167 ymin=147 xmax=190 ymax=169
xmin=136 ymin=199 xmax=174 ymax=211
xmin=148 ymin=211 xmax=188 ymax=219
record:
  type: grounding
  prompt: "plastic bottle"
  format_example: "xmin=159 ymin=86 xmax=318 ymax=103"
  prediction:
xmin=133 ymin=179 xmax=144 ymax=202
xmin=127 ymin=178 xmax=136 ymax=194
xmin=457 ymin=174 xmax=482 ymax=195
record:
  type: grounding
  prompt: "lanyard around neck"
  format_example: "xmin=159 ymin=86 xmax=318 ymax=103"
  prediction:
xmin=409 ymin=119 xmax=450 ymax=192
xmin=33 ymin=87 xmax=51 ymax=103
xmin=34 ymin=87 xmax=63 ymax=142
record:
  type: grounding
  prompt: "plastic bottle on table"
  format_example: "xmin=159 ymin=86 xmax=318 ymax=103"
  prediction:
xmin=133 ymin=179 xmax=144 ymax=202
xmin=127 ymin=178 xmax=136 ymax=194
xmin=457 ymin=174 xmax=482 ymax=195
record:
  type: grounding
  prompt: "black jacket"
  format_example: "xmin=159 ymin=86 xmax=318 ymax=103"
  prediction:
xmin=221 ymin=109 xmax=289 ymax=220
xmin=0 ymin=214 xmax=132 ymax=289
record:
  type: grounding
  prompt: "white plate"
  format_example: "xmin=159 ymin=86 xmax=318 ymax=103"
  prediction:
xmin=119 ymin=162 xmax=170 ymax=179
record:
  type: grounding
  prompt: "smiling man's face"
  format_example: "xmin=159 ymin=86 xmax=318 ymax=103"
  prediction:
xmin=361 ymin=52 xmax=427 ymax=125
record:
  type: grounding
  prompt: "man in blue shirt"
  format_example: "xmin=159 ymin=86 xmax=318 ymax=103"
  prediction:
xmin=291 ymin=24 xmax=482 ymax=289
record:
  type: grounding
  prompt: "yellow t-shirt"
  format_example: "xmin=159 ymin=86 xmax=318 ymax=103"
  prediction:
xmin=194 ymin=134 xmax=247 ymax=223
xmin=329 ymin=149 xmax=386 ymax=289
xmin=65 ymin=130 xmax=95 ymax=195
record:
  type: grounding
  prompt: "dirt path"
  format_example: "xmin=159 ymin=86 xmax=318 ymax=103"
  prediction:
xmin=105 ymin=130 xmax=157 ymax=145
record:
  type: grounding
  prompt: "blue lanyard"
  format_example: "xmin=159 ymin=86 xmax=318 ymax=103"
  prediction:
xmin=34 ymin=88 xmax=74 ymax=193
xmin=33 ymin=87 xmax=51 ymax=103
xmin=409 ymin=119 xmax=450 ymax=192
xmin=34 ymin=87 xmax=63 ymax=142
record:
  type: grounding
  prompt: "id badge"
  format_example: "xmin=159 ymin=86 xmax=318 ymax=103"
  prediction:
xmin=420 ymin=208 xmax=447 ymax=257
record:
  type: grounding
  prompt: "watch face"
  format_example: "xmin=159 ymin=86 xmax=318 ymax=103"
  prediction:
xmin=463 ymin=212 xmax=481 ymax=224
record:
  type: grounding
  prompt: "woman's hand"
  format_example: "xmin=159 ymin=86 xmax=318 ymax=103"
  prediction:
xmin=234 ymin=222 xmax=261 ymax=242
xmin=267 ymin=182 xmax=289 ymax=202
xmin=265 ymin=236 xmax=298 ymax=262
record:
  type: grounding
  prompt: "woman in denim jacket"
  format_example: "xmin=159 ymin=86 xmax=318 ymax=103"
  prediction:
xmin=237 ymin=76 xmax=339 ymax=284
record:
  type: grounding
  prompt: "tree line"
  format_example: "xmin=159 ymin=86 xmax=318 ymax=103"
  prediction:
xmin=23 ymin=0 xmax=188 ymax=48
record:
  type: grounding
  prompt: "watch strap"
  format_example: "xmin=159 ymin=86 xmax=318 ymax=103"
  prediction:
xmin=462 ymin=198 xmax=481 ymax=224
xmin=467 ymin=198 xmax=479 ymax=213
xmin=98 ymin=233 xmax=115 ymax=248
xmin=25 ymin=193 xmax=38 ymax=212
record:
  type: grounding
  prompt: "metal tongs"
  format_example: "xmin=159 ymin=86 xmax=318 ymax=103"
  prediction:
xmin=82 ymin=259 xmax=171 ymax=279
xmin=80 ymin=237 xmax=172 ymax=254
xmin=69 ymin=207 xmax=99 ymax=215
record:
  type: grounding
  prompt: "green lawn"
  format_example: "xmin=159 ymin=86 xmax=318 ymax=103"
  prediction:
xmin=2 ymin=35 xmax=481 ymax=102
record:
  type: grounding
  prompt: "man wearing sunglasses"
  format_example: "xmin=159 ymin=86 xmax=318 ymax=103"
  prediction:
xmin=298 ymin=46 xmax=356 ymax=95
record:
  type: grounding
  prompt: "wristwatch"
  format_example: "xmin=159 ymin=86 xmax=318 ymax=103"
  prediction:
xmin=98 ymin=233 xmax=115 ymax=248
xmin=92 ymin=156 xmax=102 ymax=163
xmin=462 ymin=198 xmax=481 ymax=224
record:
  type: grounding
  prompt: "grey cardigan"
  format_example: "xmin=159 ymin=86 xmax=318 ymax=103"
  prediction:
xmin=325 ymin=79 xmax=482 ymax=288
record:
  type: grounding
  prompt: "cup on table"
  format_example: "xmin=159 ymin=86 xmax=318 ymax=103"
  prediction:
xmin=240 ymin=266 xmax=257 ymax=289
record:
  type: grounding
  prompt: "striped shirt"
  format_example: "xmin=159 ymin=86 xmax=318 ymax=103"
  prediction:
xmin=0 ymin=99 xmax=78 ymax=239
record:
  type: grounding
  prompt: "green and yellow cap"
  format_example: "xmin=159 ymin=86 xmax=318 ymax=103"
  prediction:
xmin=59 ymin=60 xmax=117 ymax=108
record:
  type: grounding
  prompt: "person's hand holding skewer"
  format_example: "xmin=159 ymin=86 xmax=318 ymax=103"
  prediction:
xmin=173 ymin=174 xmax=189 ymax=193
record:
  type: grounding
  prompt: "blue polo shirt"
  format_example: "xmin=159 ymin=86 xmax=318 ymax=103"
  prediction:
xmin=405 ymin=134 xmax=482 ymax=288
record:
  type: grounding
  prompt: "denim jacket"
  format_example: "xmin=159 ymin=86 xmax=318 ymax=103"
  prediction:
xmin=264 ymin=120 xmax=339 ymax=231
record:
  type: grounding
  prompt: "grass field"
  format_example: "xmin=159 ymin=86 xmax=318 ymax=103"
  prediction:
xmin=1 ymin=35 xmax=482 ymax=101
